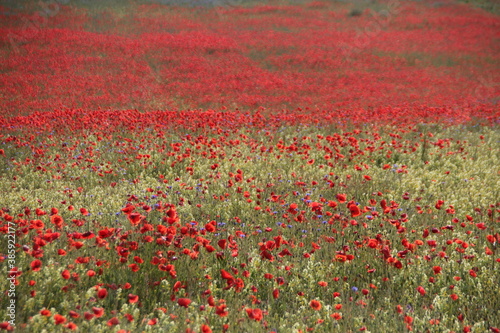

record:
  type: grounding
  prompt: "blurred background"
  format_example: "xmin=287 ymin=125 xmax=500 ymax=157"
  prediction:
xmin=1 ymin=0 xmax=498 ymax=116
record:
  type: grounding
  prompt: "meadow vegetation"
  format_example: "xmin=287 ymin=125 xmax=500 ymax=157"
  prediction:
xmin=0 ymin=0 xmax=499 ymax=332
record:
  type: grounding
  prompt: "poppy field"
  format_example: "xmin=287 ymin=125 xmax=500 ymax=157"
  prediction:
xmin=1 ymin=1 xmax=499 ymax=332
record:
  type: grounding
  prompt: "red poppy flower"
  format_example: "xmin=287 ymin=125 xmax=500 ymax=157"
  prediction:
xmin=92 ymin=307 xmax=104 ymax=317
xmin=66 ymin=322 xmax=78 ymax=331
xmin=310 ymin=300 xmax=322 ymax=310
xmin=54 ymin=314 xmax=66 ymax=325
xmin=330 ymin=313 xmax=342 ymax=320
xmin=335 ymin=254 xmax=347 ymax=262
xmin=98 ymin=228 xmax=114 ymax=238
xmin=205 ymin=222 xmax=216 ymax=232
xmin=486 ymin=234 xmax=500 ymax=244
xmin=84 ymin=312 xmax=94 ymax=320
xmin=97 ymin=288 xmax=108 ymax=299
xmin=121 ymin=313 xmax=134 ymax=323
xmin=217 ymin=239 xmax=227 ymax=249
xmin=246 ymin=308 xmax=263 ymax=321
xmin=40 ymin=309 xmax=51 ymax=316
xmin=336 ymin=194 xmax=347 ymax=203
xmin=348 ymin=204 xmax=361 ymax=217
xmin=435 ymin=200 xmax=444 ymax=210
xmin=128 ymin=264 xmax=140 ymax=272
xmin=128 ymin=294 xmax=139 ymax=303
xmin=50 ymin=215 xmax=64 ymax=228
xmin=177 ymin=298 xmax=192 ymax=308
xmin=201 ymin=324 xmax=212 ymax=333
xmin=61 ymin=270 xmax=70 ymax=279
xmin=68 ymin=311 xmax=79 ymax=318
xmin=30 ymin=259 xmax=42 ymax=272
xmin=128 ymin=212 xmax=144 ymax=225
xmin=367 ymin=239 xmax=378 ymax=248
xmin=107 ymin=317 xmax=120 ymax=326
xmin=173 ymin=281 xmax=183 ymax=292
xmin=220 ymin=269 xmax=233 ymax=280
xmin=260 ymin=250 xmax=274 ymax=261
xmin=121 ymin=205 xmax=135 ymax=214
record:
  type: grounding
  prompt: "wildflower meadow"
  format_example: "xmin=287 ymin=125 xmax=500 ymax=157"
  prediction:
xmin=0 ymin=0 xmax=499 ymax=332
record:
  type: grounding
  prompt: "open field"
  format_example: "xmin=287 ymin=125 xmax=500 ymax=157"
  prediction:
xmin=0 ymin=1 xmax=499 ymax=332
